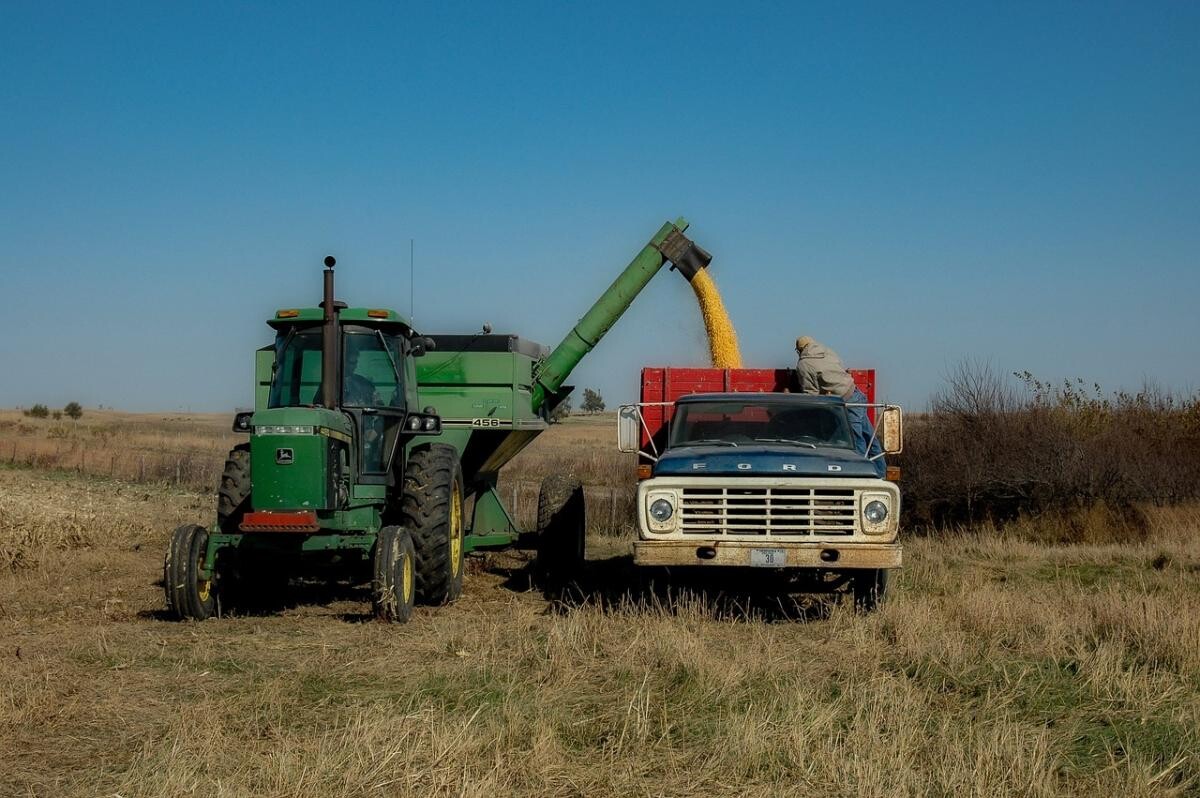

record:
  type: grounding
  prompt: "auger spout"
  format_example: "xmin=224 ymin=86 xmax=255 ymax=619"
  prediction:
xmin=530 ymin=218 xmax=711 ymax=413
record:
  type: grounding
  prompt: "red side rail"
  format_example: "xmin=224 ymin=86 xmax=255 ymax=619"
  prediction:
xmin=638 ymin=366 xmax=875 ymax=452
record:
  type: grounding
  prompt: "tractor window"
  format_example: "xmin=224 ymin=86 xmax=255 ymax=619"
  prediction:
xmin=342 ymin=330 xmax=404 ymax=408
xmin=268 ymin=327 xmax=323 ymax=408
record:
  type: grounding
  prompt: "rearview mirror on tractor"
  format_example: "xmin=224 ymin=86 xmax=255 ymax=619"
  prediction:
xmin=881 ymin=406 xmax=903 ymax=455
xmin=617 ymin=406 xmax=641 ymax=453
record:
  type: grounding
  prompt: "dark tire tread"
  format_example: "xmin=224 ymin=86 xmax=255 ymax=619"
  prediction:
xmin=216 ymin=444 xmax=251 ymax=531
xmin=164 ymin=524 xmax=216 ymax=621
xmin=401 ymin=444 xmax=465 ymax=605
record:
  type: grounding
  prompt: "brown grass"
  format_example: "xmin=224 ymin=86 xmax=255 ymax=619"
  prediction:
xmin=2 ymin=446 xmax=1199 ymax=795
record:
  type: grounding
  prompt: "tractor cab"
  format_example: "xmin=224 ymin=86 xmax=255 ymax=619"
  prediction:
xmin=261 ymin=308 xmax=426 ymax=480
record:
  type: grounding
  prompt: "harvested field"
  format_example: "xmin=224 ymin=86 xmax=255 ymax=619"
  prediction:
xmin=2 ymin=459 xmax=1199 ymax=796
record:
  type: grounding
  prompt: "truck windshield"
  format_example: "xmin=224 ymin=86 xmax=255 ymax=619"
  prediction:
xmin=669 ymin=400 xmax=854 ymax=449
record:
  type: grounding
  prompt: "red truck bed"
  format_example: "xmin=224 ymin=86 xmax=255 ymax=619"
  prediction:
xmin=638 ymin=366 xmax=876 ymax=452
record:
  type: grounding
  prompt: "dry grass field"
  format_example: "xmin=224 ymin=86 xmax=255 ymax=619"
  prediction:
xmin=2 ymin=413 xmax=1200 ymax=796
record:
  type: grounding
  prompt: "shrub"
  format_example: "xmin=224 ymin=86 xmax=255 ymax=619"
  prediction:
xmin=896 ymin=361 xmax=1200 ymax=533
xmin=63 ymin=402 xmax=83 ymax=420
xmin=24 ymin=404 xmax=49 ymax=419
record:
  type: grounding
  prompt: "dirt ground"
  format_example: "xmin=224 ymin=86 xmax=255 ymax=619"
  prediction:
xmin=2 ymin=465 xmax=1200 ymax=797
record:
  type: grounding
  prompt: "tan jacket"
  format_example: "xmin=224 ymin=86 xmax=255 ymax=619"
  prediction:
xmin=797 ymin=340 xmax=855 ymax=398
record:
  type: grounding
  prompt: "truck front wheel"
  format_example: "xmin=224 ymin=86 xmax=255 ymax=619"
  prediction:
xmin=402 ymin=444 xmax=466 ymax=605
xmin=852 ymin=568 xmax=890 ymax=613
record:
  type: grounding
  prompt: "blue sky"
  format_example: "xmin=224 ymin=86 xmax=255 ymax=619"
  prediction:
xmin=1 ymin=1 xmax=1197 ymax=411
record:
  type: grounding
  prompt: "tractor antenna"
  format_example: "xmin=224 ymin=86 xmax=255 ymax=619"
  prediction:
xmin=409 ymin=238 xmax=415 ymax=324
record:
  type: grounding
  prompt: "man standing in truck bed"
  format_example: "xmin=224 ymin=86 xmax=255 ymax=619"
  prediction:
xmin=796 ymin=336 xmax=885 ymax=477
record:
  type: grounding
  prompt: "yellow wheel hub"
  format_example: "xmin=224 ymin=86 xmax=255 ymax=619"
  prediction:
xmin=196 ymin=552 xmax=211 ymax=602
xmin=450 ymin=481 xmax=463 ymax=577
xmin=402 ymin=551 xmax=413 ymax=603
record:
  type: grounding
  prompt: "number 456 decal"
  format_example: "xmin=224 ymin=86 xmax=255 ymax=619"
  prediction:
xmin=471 ymin=417 xmax=504 ymax=428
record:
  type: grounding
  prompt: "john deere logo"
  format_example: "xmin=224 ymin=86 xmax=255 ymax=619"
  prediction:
xmin=276 ymin=448 xmax=295 ymax=465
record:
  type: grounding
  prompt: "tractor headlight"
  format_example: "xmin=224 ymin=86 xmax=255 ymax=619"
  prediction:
xmin=649 ymin=498 xmax=674 ymax=522
xmin=422 ymin=417 xmax=438 ymax=431
xmin=407 ymin=416 xmax=422 ymax=430
xmin=256 ymin=425 xmax=314 ymax=435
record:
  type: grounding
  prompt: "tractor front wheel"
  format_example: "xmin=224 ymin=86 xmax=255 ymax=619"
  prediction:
xmin=402 ymin=444 xmax=466 ymax=605
xmin=372 ymin=526 xmax=416 ymax=623
xmin=164 ymin=524 xmax=216 ymax=620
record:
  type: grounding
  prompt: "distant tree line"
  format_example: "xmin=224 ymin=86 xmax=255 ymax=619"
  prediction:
xmin=22 ymin=402 xmax=83 ymax=420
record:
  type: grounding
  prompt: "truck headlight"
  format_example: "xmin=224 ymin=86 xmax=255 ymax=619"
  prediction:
xmin=864 ymin=500 xmax=888 ymax=524
xmin=649 ymin=498 xmax=674 ymax=522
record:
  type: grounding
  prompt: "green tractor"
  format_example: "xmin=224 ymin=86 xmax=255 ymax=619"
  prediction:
xmin=165 ymin=220 xmax=712 ymax=622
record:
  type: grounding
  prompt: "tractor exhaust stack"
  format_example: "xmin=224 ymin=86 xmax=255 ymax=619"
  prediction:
xmin=320 ymin=255 xmax=339 ymax=409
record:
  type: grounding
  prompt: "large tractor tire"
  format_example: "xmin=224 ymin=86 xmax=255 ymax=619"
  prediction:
xmin=402 ymin=444 xmax=466 ymax=605
xmin=164 ymin=524 xmax=216 ymax=620
xmin=534 ymin=474 xmax=586 ymax=591
xmin=372 ymin=526 xmax=416 ymax=623
xmin=852 ymin=568 xmax=890 ymax=613
xmin=216 ymin=444 xmax=251 ymax=532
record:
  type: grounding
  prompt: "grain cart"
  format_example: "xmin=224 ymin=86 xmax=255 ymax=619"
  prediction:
xmin=617 ymin=367 xmax=904 ymax=611
xmin=165 ymin=219 xmax=712 ymax=621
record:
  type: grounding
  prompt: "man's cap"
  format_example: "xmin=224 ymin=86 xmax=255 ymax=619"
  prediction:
xmin=796 ymin=336 xmax=815 ymax=351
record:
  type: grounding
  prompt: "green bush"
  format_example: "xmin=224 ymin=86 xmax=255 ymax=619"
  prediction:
xmin=23 ymin=404 xmax=49 ymax=419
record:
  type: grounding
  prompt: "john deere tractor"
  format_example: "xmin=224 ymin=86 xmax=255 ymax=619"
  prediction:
xmin=165 ymin=220 xmax=713 ymax=622
xmin=165 ymin=256 xmax=452 ymax=622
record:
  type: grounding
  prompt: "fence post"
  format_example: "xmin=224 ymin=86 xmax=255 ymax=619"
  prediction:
xmin=175 ymin=459 xmax=181 ymax=485
xmin=139 ymin=454 xmax=146 ymax=481
xmin=610 ymin=488 xmax=617 ymax=532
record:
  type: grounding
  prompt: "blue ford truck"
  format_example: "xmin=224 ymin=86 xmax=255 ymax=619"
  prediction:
xmin=618 ymin=372 xmax=903 ymax=610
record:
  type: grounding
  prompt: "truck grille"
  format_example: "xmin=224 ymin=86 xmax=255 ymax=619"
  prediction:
xmin=679 ymin=486 xmax=858 ymax=536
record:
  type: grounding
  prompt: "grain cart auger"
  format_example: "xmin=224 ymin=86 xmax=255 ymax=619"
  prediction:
xmin=164 ymin=219 xmax=711 ymax=622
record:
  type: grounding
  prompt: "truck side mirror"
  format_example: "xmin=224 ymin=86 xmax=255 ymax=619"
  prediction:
xmin=232 ymin=411 xmax=253 ymax=433
xmin=410 ymin=336 xmax=436 ymax=358
xmin=881 ymin=406 xmax=903 ymax=455
xmin=617 ymin=406 xmax=641 ymax=453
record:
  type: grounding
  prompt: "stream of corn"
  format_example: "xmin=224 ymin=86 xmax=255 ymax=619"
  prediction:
xmin=689 ymin=270 xmax=743 ymax=368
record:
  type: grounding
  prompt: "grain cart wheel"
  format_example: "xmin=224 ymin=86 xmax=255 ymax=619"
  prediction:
xmin=402 ymin=444 xmax=466 ymax=605
xmin=534 ymin=474 xmax=586 ymax=590
xmin=216 ymin=444 xmax=251 ymax=531
xmin=852 ymin=568 xmax=890 ymax=613
xmin=372 ymin=526 xmax=416 ymax=623
xmin=164 ymin=524 xmax=216 ymax=620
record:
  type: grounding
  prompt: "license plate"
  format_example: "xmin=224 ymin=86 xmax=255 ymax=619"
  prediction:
xmin=749 ymin=548 xmax=787 ymax=567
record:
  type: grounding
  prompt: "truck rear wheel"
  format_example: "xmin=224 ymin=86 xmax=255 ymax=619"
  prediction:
xmin=534 ymin=474 xmax=586 ymax=590
xmin=216 ymin=444 xmax=251 ymax=531
xmin=852 ymin=568 xmax=890 ymax=613
xmin=164 ymin=524 xmax=216 ymax=621
xmin=402 ymin=444 xmax=466 ymax=605
xmin=373 ymin=526 xmax=416 ymax=623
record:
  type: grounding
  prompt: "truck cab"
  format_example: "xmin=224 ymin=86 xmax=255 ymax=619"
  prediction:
xmin=618 ymin=367 xmax=903 ymax=609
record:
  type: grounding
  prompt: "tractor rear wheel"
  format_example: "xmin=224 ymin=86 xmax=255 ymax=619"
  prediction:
xmin=217 ymin=444 xmax=251 ymax=531
xmin=534 ymin=474 xmax=586 ymax=591
xmin=164 ymin=524 xmax=216 ymax=620
xmin=851 ymin=568 xmax=890 ymax=613
xmin=402 ymin=444 xmax=466 ymax=605
xmin=372 ymin=526 xmax=416 ymax=623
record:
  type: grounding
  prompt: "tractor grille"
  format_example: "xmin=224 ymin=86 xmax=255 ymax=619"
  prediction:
xmin=679 ymin=486 xmax=858 ymax=536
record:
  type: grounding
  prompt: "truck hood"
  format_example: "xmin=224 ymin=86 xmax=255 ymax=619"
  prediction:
xmin=653 ymin=444 xmax=878 ymax=478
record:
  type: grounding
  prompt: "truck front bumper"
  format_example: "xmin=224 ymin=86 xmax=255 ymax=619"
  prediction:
xmin=633 ymin=539 xmax=902 ymax=569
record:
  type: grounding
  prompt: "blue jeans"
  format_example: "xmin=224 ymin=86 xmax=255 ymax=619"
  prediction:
xmin=847 ymin=388 xmax=886 ymax=478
